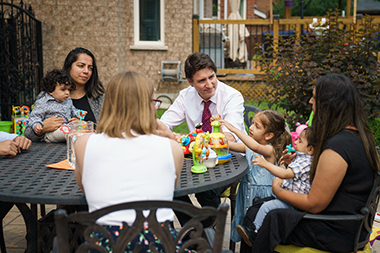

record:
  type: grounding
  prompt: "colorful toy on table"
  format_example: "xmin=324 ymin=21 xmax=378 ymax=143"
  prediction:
xmin=370 ymin=226 xmax=380 ymax=246
xmin=209 ymin=120 xmax=231 ymax=164
xmin=185 ymin=121 xmax=232 ymax=173
xmin=12 ymin=105 xmax=32 ymax=136
xmin=180 ymin=123 xmax=204 ymax=155
xmin=58 ymin=110 xmax=88 ymax=135
xmin=290 ymin=122 xmax=309 ymax=146
xmin=59 ymin=124 xmax=71 ymax=134
xmin=286 ymin=144 xmax=296 ymax=153
xmin=191 ymin=132 xmax=208 ymax=173
xmin=76 ymin=110 xmax=86 ymax=120
xmin=202 ymin=147 xmax=218 ymax=168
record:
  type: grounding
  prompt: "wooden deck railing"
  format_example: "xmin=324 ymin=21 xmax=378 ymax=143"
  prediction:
xmin=193 ymin=15 xmax=380 ymax=75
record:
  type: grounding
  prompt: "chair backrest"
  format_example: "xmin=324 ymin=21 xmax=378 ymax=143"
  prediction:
xmin=357 ymin=171 xmax=380 ymax=250
xmin=243 ymin=104 xmax=261 ymax=127
xmin=303 ymin=170 xmax=380 ymax=252
xmin=54 ymin=200 xmax=229 ymax=253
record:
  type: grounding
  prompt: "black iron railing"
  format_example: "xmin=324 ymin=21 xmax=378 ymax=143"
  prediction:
xmin=0 ymin=0 xmax=43 ymax=121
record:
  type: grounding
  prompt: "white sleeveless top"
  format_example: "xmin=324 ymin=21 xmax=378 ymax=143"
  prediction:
xmin=82 ymin=133 xmax=177 ymax=226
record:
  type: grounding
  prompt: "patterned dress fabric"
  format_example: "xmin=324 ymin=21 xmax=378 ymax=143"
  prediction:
xmin=230 ymin=148 xmax=275 ymax=242
xmin=89 ymin=224 xmax=196 ymax=253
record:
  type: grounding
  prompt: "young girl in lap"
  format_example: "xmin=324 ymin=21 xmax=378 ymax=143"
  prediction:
xmin=216 ymin=110 xmax=292 ymax=242
xmin=237 ymin=127 xmax=314 ymax=247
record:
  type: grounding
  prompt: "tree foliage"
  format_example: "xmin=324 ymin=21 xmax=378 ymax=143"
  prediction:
xmin=274 ymin=0 xmax=348 ymax=18
xmin=258 ymin=10 xmax=380 ymax=127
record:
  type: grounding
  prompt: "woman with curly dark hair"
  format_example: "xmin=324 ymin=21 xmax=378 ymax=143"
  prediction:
xmin=28 ymin=69 xmax=85 ymax=143
xmin=25 ymin=48 xmax=104 ymax=141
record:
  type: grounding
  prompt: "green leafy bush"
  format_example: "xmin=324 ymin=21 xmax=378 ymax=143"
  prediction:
xmin=369 ymin=117 xmax=380 ymax=146
xmin=259 ymin=10 xmax=380 ymax=127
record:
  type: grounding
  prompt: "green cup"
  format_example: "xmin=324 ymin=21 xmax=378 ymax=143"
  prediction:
xmin=0 ymin=121 xmax=13 ymax=133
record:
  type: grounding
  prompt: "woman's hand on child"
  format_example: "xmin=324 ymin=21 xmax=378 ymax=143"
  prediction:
xmin=40 ymin=116 xmax=65 ymax=135
xmin=272 ymin=177 xmax=284 ymax=196
xmin=252 ymin=155 xmax=269 ymax=168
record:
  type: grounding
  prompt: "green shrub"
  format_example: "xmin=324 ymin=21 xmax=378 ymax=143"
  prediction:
xmin=369 ymin=117 xmax=380 ymax=147
xmin=157 ymin=109 xmax=188 ymax=134
xmin=259 ymin=10 xmax=380 ymax=126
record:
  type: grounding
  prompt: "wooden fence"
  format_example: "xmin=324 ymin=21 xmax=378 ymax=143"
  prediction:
xmin=193 ymin=15 xmax=380 ymax=75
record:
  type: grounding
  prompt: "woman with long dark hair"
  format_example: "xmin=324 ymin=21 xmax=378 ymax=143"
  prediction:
xmin=25 ymin=47 xmax=104 ymax=141
xmin=240 ymin=74 xmax=380 ymax=253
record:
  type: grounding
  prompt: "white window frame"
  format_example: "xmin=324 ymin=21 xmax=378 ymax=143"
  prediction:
xmin=130 ymin=0 xmax=168 ymax=50
xmin=240 ymin=0 xmax=246 ymax=19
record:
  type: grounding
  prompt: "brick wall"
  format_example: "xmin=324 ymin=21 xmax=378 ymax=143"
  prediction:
xmin=4 ymin=0 xmax=193 ymax=91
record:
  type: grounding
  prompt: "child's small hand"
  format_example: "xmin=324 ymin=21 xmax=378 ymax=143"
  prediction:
xmin=252 ymin=155 xmax=268 ymax=167
xmin=219 ymin=119 xmax=236 ymax=132
xmin=279 ymin=150 xmax=296 ymax=165
xmin=210 ymin=114 xmax=222 ymax=122
xmin=34 ymin=124 xmax=43 ymax=135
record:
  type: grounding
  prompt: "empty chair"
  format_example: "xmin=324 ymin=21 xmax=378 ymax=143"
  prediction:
xmin=243 ymin=104 xmax=261 ymax=127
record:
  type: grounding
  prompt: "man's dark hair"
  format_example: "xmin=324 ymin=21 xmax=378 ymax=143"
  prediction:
xmin=184 ymin=52 xmax=217 ymax=82
xmin=41 ymin=69 xmax=73 ymax=93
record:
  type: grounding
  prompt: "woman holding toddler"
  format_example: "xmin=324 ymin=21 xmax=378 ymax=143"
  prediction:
xmin=240 ymin=74 xmax=380 ymax=253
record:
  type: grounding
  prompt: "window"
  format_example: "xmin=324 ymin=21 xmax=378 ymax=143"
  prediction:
xmin=212 ymin=0 xmax=220 ymax=19
xmin=131 ymin=0 xmax=167 ymax=50
xmin=240 ymin=0 xmax=246 ymax=19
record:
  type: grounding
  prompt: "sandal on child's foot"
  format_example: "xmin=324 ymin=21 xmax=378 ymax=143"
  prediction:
xmin=236 ymin=225 xmax=255 ymax=247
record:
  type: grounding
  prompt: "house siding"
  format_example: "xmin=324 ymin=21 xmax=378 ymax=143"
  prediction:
xmin=4 ymin=0 xmax=193 ymax=91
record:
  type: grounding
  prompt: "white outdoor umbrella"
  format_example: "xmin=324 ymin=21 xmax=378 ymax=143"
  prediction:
xmin=227 ymin=0 xmax=250 ymax=63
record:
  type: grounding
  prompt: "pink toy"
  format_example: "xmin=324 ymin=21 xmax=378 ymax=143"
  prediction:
xmin=290 ymin=122 xmax=308 ymax=146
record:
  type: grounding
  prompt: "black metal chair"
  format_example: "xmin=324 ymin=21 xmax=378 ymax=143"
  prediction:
xmin=275 ymin=169 xmax=380 ymax=253
xmin=243 ymin=104 xmax=261 ymax=128
xmin=54 ymin=200 xmax=230 ymax=253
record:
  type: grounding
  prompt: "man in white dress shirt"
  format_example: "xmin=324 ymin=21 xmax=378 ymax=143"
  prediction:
xmin=160 ymin=52 xmax=245 ymax=142
xmin=160 ymin=52 xmax=245 ymax=227
xmin=0 ymin=131 xmax=31 ymax=157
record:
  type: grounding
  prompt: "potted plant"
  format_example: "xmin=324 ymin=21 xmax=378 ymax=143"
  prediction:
xmin=309 ymin=18 xmax=329 ymax=35
xmin=284 ymin=0 xmax=293 ymax=7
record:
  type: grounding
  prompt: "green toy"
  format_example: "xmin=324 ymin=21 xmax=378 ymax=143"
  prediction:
xmin=191 ymin=133 xmax=207 ymax=174
xmin=308 ymin=111 xmax=314 ymax=126
xmin=209 ymin=121 xmax=231 ymax=164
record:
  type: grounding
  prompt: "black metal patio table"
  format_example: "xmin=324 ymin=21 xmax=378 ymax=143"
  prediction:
xmin=0 ymin=142 xmax=248 ymax=252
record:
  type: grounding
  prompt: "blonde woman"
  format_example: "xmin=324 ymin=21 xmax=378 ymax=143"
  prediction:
xmin=74 ymin=71 xmax=184 ymax=252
